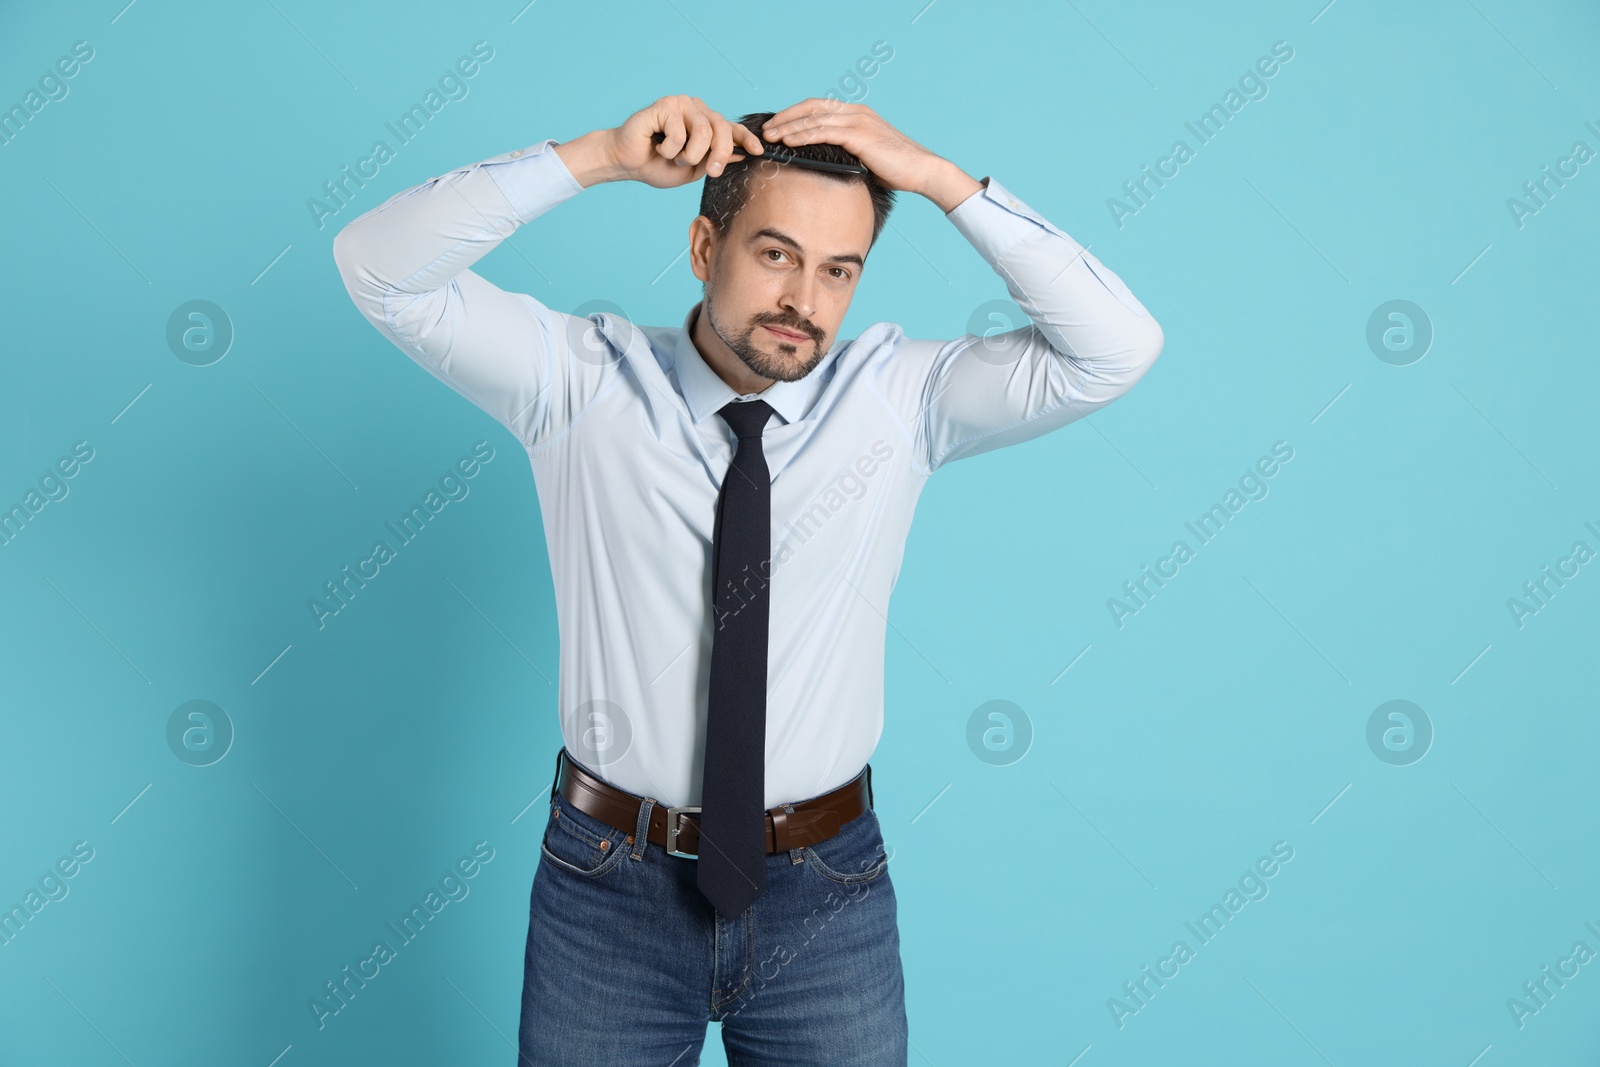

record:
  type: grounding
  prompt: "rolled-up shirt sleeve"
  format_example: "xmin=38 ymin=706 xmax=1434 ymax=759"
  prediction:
xmin=911 ymin=175 xmax=1164 ymax=473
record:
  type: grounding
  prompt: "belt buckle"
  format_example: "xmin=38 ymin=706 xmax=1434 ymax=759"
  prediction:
xmin=665 ymin=806 xmax=701 ymax=859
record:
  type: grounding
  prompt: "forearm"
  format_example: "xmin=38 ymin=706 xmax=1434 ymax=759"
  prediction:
xmin=1000 ymin=231 xmax=1164 ymax=389
xmin=948 ymin=178 xmax=1163 ymax=377
xmin=918 ymin=178 xmax=1163 ymax=471
xmin=553 ymin=128 xmax=626 ymax=189
xmin=919 ymin=158 xmax=985 ymax=214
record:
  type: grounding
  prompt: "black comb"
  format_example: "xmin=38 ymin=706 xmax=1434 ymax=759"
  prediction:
xmin=651 ymin=130 xmax=868 ymax=175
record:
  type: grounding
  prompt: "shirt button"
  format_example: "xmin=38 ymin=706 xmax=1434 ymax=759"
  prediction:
xmin=1009 ymin=199 xmax=1019 ymax=207
xmin=510 ymin=149 xmax=522 ymax=158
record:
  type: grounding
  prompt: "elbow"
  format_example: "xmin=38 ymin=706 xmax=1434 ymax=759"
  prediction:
xmin=330 ymin=220 xmax=388 ymax=312
xmin=1106 ymin=313 xmax=1163 ymax=396
xmin=330 ymin=221 xmax=362 ymax=287
xmin=1138 ymin=314 xmax=1165 ymax=371
xmin=329 ymin=223 xmax=399 ymax=341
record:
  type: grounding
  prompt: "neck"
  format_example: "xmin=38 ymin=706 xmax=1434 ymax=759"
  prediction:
xmin=690 ymin=302 xmax=775 ymax=396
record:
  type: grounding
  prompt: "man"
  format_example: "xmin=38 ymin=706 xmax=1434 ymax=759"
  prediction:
xmin=333 ymin=94 xmax=1162 ymax=1065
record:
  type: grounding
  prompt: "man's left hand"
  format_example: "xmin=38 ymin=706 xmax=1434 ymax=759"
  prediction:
xmin=760 ymin=100 xmax=982 ymax=212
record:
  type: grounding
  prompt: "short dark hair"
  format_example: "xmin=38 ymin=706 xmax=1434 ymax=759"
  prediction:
xmin=697 ymin=111 xmax=896 ymax=252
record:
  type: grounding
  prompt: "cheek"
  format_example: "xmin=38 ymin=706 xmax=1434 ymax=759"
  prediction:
xmin=715 ymin=258 xmax=774 ymax=303
xmin=817 ymin=291 xmax=855 ymax=332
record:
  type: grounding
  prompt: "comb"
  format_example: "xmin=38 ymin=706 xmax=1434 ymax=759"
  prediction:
xmin=650 ymin=130 xmax=868 ymax=175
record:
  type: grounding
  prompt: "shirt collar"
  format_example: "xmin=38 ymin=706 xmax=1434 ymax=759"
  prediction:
xmin=672 ymin=301 xmax=824 ymax=426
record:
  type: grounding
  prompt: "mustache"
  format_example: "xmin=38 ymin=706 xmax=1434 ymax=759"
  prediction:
xmin=753 ymin=315 xmax=822 ymax=342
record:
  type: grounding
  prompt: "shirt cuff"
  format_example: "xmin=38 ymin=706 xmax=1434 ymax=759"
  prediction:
xmin=944 ymin=175 xmax=1084 ymax=265
xmin=479 ymin=138 xmax=586 ymax=224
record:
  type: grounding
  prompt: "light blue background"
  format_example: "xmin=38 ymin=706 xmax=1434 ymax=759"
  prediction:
xmin=3 ymin=0 xmax=1598 ymax=1063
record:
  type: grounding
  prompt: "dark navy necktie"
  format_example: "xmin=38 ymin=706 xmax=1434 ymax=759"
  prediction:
xmin=697 ymin=398 xmax=776 ymax=920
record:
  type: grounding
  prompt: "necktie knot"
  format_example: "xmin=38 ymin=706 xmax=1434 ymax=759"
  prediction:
xmin=718 ymin=399 xmax=775 ymax=440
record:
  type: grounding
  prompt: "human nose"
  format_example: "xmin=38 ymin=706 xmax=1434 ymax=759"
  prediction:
xmin=779 ymin=279 xmax=815 ymax=324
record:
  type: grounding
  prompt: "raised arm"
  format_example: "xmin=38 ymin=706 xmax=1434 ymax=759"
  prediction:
xmin=758 ymin=100 xmax=1164 ymax=473
xmin=331 ymin=138 xmax=587 ymax=450
xmin=331 ymin=95 xmax=766 ymax=450
xmin=911 ymin=176 xmax=1163 ymax=471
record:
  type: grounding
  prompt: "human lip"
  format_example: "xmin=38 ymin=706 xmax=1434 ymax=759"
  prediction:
xmin=763 ymin=324 xmax=809 ymax=342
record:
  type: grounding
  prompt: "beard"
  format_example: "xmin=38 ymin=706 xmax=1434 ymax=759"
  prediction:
xmin=704 ymin=287 xmax=827 ymax=383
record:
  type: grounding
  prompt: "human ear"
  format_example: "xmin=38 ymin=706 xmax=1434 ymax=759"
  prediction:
xmin=688 ymin=215 xmax=717 ymax=283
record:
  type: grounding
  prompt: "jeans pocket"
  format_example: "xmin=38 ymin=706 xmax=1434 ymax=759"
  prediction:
xmin=801 ymin=809 xmax=890 ymax=886
xmin=540 ymin=792 xmax=629 ymax=878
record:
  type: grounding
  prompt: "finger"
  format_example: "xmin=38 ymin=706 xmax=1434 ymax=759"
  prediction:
xmin=656 ymin=99 xmax=689 ymax=158
xmin=762 ymin=97 xmax=831 ymax=127
xmin=764 ymin=112 xmax=832 ymax=142
xmin=705 ymin=118 xmax=737 ymax=177
xmin=655 ymin=129 xmax=744 ymax=158
xmin=768 ymin=114 xmax=854 ymax=145
xmin=692 ymin=151 xmax=752 ymax=179
xmin=731 ymin=122 xmax=765 ymax=157
xmin=763 ymin=98 xmax=842 ymax=135
xmin=679 ymin=108 xmax=714 ymax=166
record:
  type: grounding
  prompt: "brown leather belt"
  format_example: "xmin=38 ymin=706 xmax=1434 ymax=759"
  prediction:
xmin=552 ymin=747 xmax=873 ymax=858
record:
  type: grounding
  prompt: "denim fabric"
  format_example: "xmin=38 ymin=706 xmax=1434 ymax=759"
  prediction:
xmin=516 ymin=767 xmax=907 ymax=1065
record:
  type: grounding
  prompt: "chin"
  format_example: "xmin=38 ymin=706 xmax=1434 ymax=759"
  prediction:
xmin=743 ymin=353 xmax=810 ymax=383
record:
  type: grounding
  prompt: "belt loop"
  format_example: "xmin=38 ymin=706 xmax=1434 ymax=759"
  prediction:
xmin=865 ymin=763 xmax=874 ymax=810
xmin=550 ymin=746 xmax=565 ymax=804
xmin=630 ymin=796 xmax=655 ymax=860
xmin=783 ymin=804 xmax=804 ymax=864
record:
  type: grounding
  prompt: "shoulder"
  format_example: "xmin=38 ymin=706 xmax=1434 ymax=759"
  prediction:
xmin=565 ymin=309 xmax=672 ymax=372
xmin=832 ymin=320 xmax=919 ymax=375
xmin=834 ymin=318 xmax=967 ymax=396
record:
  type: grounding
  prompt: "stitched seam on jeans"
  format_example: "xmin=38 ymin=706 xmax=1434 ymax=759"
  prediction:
xmin=552 ymin=794 xmax=614 ymax=851
xmin=805 ymin=838 xmax=888 ymax=884
xmin=543 ymin=800 xmax=622 ymax=876
xmin=540 ymin=837 xmax=623 ymax=877
xmin=711 ymin=920 xmax=754 ymax=1011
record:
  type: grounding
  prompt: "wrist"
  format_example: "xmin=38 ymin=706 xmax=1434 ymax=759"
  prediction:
xmin=918 ymin=158 xmax=984 ymax=214
xmin=554 ymin=129 xmax=622 ymax=188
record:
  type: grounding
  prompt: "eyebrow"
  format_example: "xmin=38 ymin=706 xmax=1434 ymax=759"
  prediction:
xmin=746 ymin=227 xmax=865 ymax=270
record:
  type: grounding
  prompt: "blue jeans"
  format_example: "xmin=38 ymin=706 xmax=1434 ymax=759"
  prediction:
xmin=516 ymin=757 xmax=908 ymax=1065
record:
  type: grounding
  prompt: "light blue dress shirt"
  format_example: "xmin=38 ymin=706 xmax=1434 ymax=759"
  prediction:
xmin=333 ymin=138 xmax=1163 ymax=809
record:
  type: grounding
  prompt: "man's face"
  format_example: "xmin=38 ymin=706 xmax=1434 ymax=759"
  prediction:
xmin=689 ymin=166 xmax=874 ymax=383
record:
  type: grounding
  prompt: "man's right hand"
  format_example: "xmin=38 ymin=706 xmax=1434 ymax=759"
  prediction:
xmin=555 ymin=95 xmax=766 ymax=189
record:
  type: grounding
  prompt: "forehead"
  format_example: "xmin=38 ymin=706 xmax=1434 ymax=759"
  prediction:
xmin=729 ymin=166 xmax=874 ymax=257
